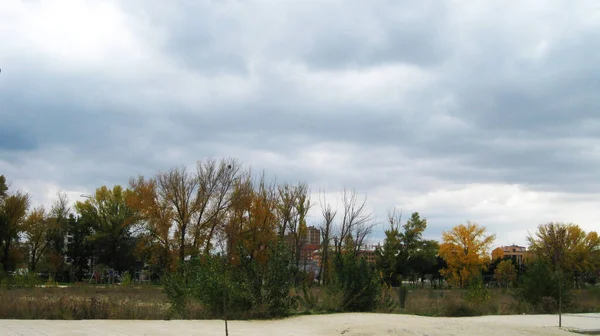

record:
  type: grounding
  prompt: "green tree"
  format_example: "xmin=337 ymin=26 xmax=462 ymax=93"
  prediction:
xmin=0 ymin=190 xmax=30 ymax=272
xmin=75 ymin=185 xmax=139 ymax=273
xmin=65 ymin=214 xmax=94 ymax=282
xmin=411 ymin=239 xmax=440 ymax=288
xmin=375 ymin=209 xmax=403 ymax=287
xmin=494 ymin=259 xmax=517 ymax=288
xmin=375 ymin=210 xmax=431 ymax=287
xmin=333 ymin=252 xmax=381 ymax=312
xmin=0 ymin=175 xmax=7 ymax=200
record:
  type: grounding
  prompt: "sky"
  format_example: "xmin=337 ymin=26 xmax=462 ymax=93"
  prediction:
xmin=1 ymin=0 xmax=599 ymax=247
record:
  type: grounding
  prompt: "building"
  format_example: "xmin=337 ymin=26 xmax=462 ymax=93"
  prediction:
xmin=357 ymin=245 xmax=377 ymax=264
xmin=307 ymin=226 xmax=320 ymax=245
xmin=499 ymin=245 xmax=528 ymax=266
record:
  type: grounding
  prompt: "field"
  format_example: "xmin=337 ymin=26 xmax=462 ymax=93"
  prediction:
xmin=0 ymin=284 xmax=598 ymax=320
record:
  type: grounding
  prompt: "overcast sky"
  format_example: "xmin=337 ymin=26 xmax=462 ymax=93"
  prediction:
xmin=1 ymin=0 xmax=599 ymax=247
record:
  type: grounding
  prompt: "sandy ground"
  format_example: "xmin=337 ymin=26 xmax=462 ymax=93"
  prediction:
xmin=0 ymin=313 xmax=598 ymax=336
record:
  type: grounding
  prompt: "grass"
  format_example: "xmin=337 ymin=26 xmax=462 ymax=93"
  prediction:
xmin=0 ymin=285 xmax=205 ymax=319
xmin=0 ymin=284 xmax=597 ymax=319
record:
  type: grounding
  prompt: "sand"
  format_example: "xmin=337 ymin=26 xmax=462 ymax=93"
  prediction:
xmin=0 ymin=313 xmax=598 ymax=335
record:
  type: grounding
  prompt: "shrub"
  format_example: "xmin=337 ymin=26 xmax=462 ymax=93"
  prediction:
xmin=398 ymin=286 xmax=408 ymax=308
xmin=332 ymin=252 xmax=381 ymax=312
xmin=465 ymin=276 xmax=491 ymax=305
xmin=262 ymin=241 xmax=294 ymax=316
xmin=163 ymin=241 xmax=294 ymax=319
xmin=515 ymin=259 xmax=571 ymax=308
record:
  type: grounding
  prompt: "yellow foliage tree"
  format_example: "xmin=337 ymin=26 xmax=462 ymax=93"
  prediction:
xmin=128 ymin=176 xmax=176 ymax=273
xmin=439 ymin=222 xmax=495 ymax=288
xmin=491 ymin=247 xmax=504 ymax=261
xmin=527 ymin=222 xmax=600 ymax=283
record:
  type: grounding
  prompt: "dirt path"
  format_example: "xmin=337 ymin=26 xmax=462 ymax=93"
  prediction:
xmin=0 ymin=313 xmax=598 ymax=335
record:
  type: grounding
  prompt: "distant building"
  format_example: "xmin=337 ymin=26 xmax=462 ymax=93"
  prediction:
xmin=357 ymin=245 xmax=377 ymax=264
xmin=307 ymin=226 xmax=320 ymax=245
xmin=499 ymin=245 xmax=528 ymax=266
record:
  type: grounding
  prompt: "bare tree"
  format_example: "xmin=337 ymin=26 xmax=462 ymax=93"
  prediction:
xmin=319 ymin=190 xmax=337 ymax=284
xmin=335 ymin=188 xmax=374 ymax=255
xmin=157 ymin=166 xmax=198 ymax=268
xmin=191 ymin=158 xmax=241 ymax=255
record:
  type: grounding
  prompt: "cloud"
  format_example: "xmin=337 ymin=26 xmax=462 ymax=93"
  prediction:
xmin=1 ymin=0 xmax=600 ymax=246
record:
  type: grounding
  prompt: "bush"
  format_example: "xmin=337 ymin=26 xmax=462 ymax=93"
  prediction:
xmin=515 ymin=259 xmax=571 ymax=308
xmin=332 ymin=252 xmax=381 ymax=312
xmin=465 ymin=276 xmax=491 ymax=305
xmin=163 ymin=241 xmax=294 ymax=319
xmin=263 ymin=241 xmax=294 ymax=316
xmin=2 ymin=272 xmax=42 ymax=288
xmin=398 ymin=286 xmax=408 ymax=308
xmin=443 ymin=299 xmax=479 ymax=317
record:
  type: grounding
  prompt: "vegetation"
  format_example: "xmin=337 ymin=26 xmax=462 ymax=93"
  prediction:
xmin=438 ymin=222 xmax=495 ymax=288
xmin=0 ymin=159 xmax=599 ymax=320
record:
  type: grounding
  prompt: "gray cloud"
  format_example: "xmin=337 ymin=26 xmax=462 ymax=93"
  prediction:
xmin=1 ymin=0 xmax=599 ymax=245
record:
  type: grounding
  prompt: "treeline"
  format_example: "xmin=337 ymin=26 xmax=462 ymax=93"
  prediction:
xmin=1 ymin=158 xmax=599 ymax=317
xmin=0 ymin=159 xmax=378 ymax=283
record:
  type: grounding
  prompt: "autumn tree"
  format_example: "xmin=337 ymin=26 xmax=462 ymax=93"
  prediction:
xmin=23 ymin=206 xmax=49 ymax=272
xmin=276 ymin=182 xmax=310 ymax=268
xmin=491 ymin=247 xmax=504 ymax=261
xmin=439 ymin=222 xmax=495 ymax=288
xmin=527 ymin=222 xmax=600 ymax=287
xmin=129 ymin=175 xmax=175 ymax=275
xmin=190 ymin=158 xmax=240 ymax=256
xmin=494 ymin=259 xmax=517 ymax=288
xmin=157 ymin=166 xmax=197 ymax=268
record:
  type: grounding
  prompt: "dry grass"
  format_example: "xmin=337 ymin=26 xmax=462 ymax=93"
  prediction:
xmin=386 ymin=287 xmax=600 ymax=317
xmin=0 ymin=285 xmax=206 ymax=319
xmin=0 ymin=284 xmax=597 ymax=319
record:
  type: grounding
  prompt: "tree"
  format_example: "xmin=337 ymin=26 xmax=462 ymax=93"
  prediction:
xmin=375 ymin=209 xmax=403 ymax=287
xmin=23 ymin=206 xmax=49 ymax=272
xmin=157 ymin=166 xmax=198 ymax=269
xmin=191 ymin=158 xmax=240 ymax=256
xmin=65 ymin=214 xmax=93 ymax=282
xmin=75 ymin=185 xmax=139 ymax=273
xmin=335 ymin=189 xmax=374 ymax=255
xmin=129 ymin=175 xmax=176 ymax=276
xmin=375 ymin=210 xmax=434 ymax=287
xmin=491 ymin=247 xmax=504 ymax=261
xmin=494 ymin=259 xmax=517 ymax=288
xmin=412 ymin=239 xmax=440 ymax=288
xmin=0 ymin=191 xmax=30 ymax=272
xmin=0 ymin=175 xmax=7 ymax=200
xmin=527 ymin=222 xmax=600 ymax=286
xmin=439 ymin=222 xmax=495 ymax=288
xmin=45 ymin=192 xmax=71 ymax=280
xmin=318 ymin=191 xmax=336 ymax=284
